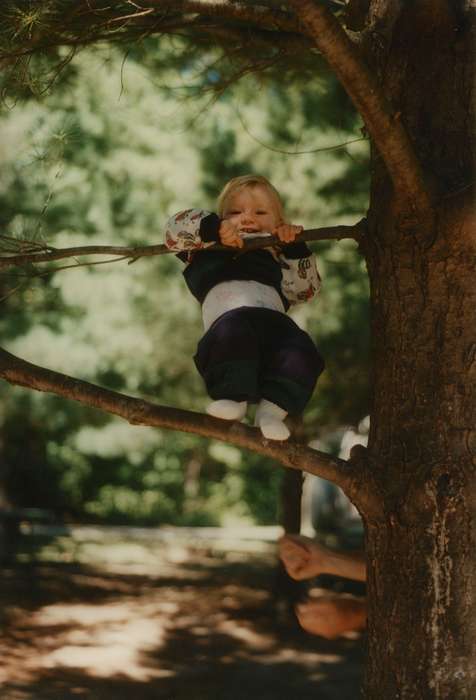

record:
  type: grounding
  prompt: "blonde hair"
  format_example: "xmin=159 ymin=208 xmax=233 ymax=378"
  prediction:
xmin=217 ymin=175 xmax=285 ymax=221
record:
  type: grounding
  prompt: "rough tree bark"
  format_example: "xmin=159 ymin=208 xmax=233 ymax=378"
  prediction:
xmin=0 ymin=1 xmax=474 ymax=698
xmin=361 ymin=3 xmax=476 ymax=697
xmin=293 ymin=1 xmax=475 ymax=697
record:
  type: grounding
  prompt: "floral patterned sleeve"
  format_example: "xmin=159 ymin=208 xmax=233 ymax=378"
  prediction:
xmin=278 ymin=246 xmax=322 ymax=305
xmin=165 ymin=209 xmax=221 ymax=252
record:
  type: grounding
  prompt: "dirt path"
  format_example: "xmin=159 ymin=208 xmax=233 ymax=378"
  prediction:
xmin=0 ymin=528 xmax=364 ymax=699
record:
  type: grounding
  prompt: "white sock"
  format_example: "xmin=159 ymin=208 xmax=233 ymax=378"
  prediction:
xmin=255 ymin=399 xmax=290 ymax=441
xmin=206 ymin=399 xmax=248 ymax=421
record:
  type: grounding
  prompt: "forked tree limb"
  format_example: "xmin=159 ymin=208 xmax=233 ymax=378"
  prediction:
xmin=0 ymin=222 xmax=365 ymax=271
xmin=289 ymin=0 xmax=433 ymax=215
xmin=0 ymin=345 xmax=380 ymax=516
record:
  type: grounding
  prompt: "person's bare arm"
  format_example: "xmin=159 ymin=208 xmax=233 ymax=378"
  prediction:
xmin=295 ymin=596 xmax=367 ymax=639
xmin=279 ymin=534 xmax=366 ymax=582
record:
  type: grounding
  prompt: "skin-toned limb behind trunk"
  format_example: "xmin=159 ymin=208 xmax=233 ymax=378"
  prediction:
xmin=279 ymin=533 xmax=367 ymax=639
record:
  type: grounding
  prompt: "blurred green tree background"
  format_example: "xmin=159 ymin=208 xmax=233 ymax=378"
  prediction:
xmin=0 ymin=43 xmax=369 ymax=526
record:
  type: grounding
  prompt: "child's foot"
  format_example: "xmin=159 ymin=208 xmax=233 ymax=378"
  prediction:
xmin=206 ymin=399 xmax=248 ymax=421
xmin=255 ymin=399 xmax=290 ymax=441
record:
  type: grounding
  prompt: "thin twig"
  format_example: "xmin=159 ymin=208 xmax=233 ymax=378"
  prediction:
xmin=236 ymin=107 xmax=367 ymax=155
xmin=0 ymin=280 xmax=29 ymax=303
xmin=0 ymin=222 xmax=365 ymax=272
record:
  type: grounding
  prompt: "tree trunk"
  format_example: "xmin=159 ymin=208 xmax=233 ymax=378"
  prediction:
xmin=280 ymin=467 xmax=303 ymax=535
xmin=275 ymin=468 xmax=307 ymax=610
xmin=361 ymin=3 xmax=476 ymax=697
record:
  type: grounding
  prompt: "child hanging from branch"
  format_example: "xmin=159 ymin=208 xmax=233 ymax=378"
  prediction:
xmin=165 ymin=175 xmax=324 ymax=440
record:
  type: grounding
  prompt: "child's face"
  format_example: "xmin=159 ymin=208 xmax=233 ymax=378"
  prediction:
xmin=222 ymin=186 xmax=281 ymax=234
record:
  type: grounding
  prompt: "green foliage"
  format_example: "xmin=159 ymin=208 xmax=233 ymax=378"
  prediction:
xmin=307 ymin=240 xmax=370 ymax=428
xmin=0 ymin=4 xmax=332 ymax=104
xmin=239 ymin=453 xmax=284 ymax=525
xmin=84 ymin=485 xmax=180 ymax=525
xmin=0 ymin=41 xmax=369 ymax=525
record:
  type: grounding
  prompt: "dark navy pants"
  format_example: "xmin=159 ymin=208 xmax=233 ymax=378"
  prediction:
xmin=194 ymin=307 xmax=324 ymax=415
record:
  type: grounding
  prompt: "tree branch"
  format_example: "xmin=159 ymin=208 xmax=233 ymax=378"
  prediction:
xmin=0 ymin=221 xmax=365 ymax=271
xmin=0 ymin=1 xmax=308 ymax=61
xmin=167 ymin=1 xmax=303 ymax=34
xmin=0 ymin=345 xmax=373 ymax=511
xmin=288 ymin=0 xmax=433 ymax=215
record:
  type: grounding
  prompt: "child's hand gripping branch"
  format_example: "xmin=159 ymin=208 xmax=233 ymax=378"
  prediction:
xmin=218 ymin=220 xmax=244 ymax=248
xmin=219 ymin=219 xmax=303 ymax=249
xmin=164 ymin=175 xmax=324 ymax=441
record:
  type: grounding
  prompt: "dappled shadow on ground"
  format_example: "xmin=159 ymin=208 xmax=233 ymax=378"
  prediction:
xmin=1 ymin=547 xmax=364 ymax=700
